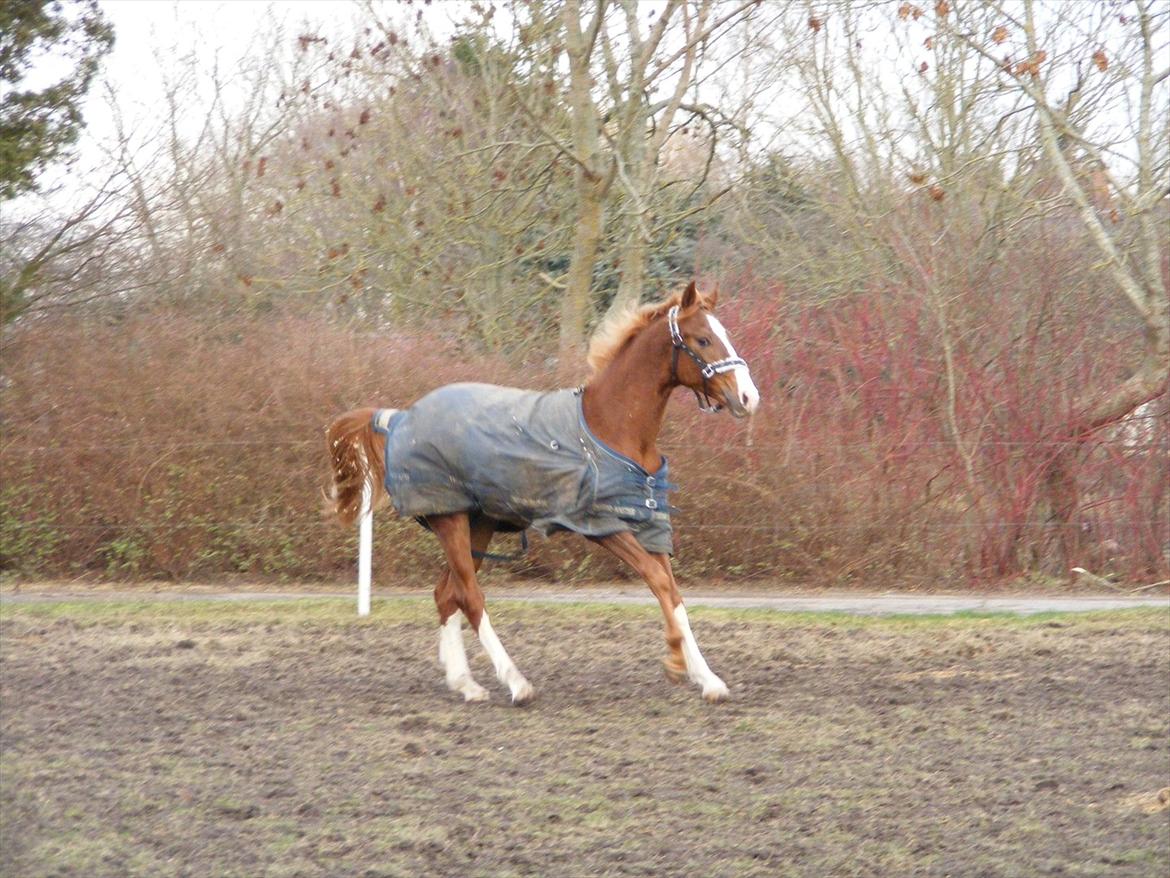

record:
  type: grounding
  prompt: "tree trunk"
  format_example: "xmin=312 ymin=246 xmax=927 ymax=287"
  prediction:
xmin=603 ymin=62 xmax=651 ymax=326
xmin=1019 ymin=0 xmax=1170 ymax=572
xmin=560 ymin=176 xmax=605 ymax=356
xmin=559 ymin=0 xmax=607 ymax=357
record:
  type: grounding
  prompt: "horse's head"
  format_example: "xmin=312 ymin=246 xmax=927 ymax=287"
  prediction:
xmin=668 ymin=281 xmax=760 ymax=418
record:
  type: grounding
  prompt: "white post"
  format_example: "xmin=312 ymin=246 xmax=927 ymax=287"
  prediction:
xmin=357 ymin=480 xmax=372 ymax=616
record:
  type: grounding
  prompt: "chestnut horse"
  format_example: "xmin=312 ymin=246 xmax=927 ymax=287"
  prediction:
xmin=325 ymin=281 xmax=759 ymax=704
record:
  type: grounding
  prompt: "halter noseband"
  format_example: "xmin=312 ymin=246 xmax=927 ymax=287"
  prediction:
xmin=667 ymin=305 xmax=748 ymax=414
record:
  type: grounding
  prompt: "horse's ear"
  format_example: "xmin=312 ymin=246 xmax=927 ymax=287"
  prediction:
xmin=679 ymin=280 xmax=699 ymax=312
xmin=705 ymin=285 xmax=719 ymax=310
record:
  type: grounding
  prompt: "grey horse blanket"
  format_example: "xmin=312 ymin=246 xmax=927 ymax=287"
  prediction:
xmin=371 ymin=383 xmax=675 ymax=554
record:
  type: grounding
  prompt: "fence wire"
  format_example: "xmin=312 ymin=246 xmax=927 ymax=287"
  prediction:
xmin=2 ymin=437 xmax=1166 ymax=454
xmin=4 ymin=519 xmax=1166 ymax=534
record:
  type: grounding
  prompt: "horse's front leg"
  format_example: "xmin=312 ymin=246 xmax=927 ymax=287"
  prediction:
xmin=592 ymin=533 xmax=729 ymax=702
xmin=428 ymin=513 xmax=534 ymax=705
xmin=653 ymin=555 xmax=729 ymax=701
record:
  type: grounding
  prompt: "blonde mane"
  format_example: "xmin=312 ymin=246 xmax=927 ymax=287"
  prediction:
xmin=585 ymin=292 xmax=683 ymax=379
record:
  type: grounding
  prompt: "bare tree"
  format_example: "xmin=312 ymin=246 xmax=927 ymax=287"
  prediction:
xmin=933 ymin=0 xmax=1169 ymax=564
xmin=722 ymin=0 xmax=1167 ymax=572
xmin=938 ymin=0 xmax=1169 ymax=430
xmin=1 ymin=171 xmax=146 ymax=323
xmin=521 ymin=0 xmax=765 ymax=354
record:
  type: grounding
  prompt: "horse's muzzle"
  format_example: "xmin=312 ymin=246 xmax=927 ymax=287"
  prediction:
xmin=722 ymin=388 xmax=754 ymax=419
xmin=712 ymin=367 xmax=759 ymax=418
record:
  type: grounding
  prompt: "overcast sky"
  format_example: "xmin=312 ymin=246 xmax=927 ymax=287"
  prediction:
xmin=91 ymin=3 xmax=355 ymax=152
xmin=18 ymin=1 xmax=388 ymax=211
xmin=14 ymin=0 xmax=1155 ymax=218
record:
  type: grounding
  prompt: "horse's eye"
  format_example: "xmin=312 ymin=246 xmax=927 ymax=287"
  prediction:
xmin=697 ymin=337 xmax=710 ymax=348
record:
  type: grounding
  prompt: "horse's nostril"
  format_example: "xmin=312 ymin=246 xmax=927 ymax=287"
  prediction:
xmin=741 ymin=392 xmax=750 ymax=405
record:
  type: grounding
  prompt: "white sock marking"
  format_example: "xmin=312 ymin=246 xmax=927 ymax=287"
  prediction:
xmin=706 ymin=314 xmax=760 ymax=413
xmin=476 ymin=612 xmax=533 ymax=703
xmin=438 ymin=614 xmax=488 ymax=701
xmin=673 ymin=603 xmax=729 ymax=700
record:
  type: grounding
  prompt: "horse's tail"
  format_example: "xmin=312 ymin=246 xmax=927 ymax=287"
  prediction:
xmin=325 ymin=408 xmax=388 ymax=527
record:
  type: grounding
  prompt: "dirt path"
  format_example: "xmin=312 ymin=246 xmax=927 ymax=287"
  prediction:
xmin=3 ymin=587 xmax=1167 ymax=615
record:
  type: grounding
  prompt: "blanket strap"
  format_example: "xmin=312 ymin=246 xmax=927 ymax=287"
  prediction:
xmin=414 ymin=516 xmax=530 ymax=563
xmin=472 ymin=530 xmax=530 ymax=563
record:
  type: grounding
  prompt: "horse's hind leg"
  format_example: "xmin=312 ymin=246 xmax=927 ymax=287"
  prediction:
xmin=428 ymin=513 xmax=534 ymax=705
xmin=435 ymin=567 xmax=489 ymax=702
xmin=592 ymin=532 xmax=729 ymax=702
xmin=433 ymin=514 xmax=498 ymax=702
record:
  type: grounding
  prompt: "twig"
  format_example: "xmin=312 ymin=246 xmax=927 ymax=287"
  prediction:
xmin=1070 ymin=567 xmax=1125 ymax=592
xmin=1130 ymin=579 xmax=1170 ymax=593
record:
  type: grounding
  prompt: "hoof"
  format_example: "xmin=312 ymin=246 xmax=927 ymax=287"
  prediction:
xmin=459 ymin=681 xmax=490 ymax=702
xmin=702 ymin=681 xmax=730 ymax=703
xmin=510 ymin=679 xmax=535 ymax=706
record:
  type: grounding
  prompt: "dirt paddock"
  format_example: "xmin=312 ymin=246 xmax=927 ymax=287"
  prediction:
xmin=2 ymin=598 xmax=1168 ymax=877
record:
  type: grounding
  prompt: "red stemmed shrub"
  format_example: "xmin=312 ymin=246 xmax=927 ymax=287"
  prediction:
xmin=1 ymin=296 xmax=1164 ymax=585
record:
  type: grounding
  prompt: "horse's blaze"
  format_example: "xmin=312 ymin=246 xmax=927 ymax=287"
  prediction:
xmin=705 ymin=313 xmax=760 ymax=414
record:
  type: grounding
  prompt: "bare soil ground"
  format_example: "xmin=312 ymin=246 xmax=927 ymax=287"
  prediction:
xmin=2 ymin=599 xmax=1168 ymax=878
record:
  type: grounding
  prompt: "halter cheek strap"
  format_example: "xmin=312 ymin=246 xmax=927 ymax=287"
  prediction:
xmin=667 ymin=305 xmax=748 ymax=414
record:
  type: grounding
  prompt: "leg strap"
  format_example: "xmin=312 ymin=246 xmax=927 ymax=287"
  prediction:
xmin=471 ymin=529 xmax=529 ymax=563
